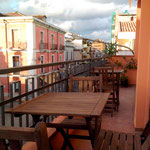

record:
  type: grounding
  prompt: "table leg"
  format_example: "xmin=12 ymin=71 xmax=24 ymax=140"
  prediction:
xmin=94 ymin=116 xmax=102 ymax=140
xmin=57 ymin=128 xmax=74 ymax=150
xmin=116 ymin=73 xmax=120 ymax=110
xmin=85 ymin=117 xmax=94 ymax=147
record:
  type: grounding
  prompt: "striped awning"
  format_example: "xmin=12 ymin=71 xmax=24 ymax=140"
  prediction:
xmin=120 ymin=21 xmax=136 ymax=32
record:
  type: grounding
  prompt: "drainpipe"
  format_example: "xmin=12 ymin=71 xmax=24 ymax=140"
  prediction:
xmin=4 ymin=19 xmax=8 ymax=49
xmin=47 ymin=27 xmax=49 ymax=72
xmin=57 ymin=30 xmax=59 ymax=63
xmin=4 ymin=19 xmax=9 ymax=96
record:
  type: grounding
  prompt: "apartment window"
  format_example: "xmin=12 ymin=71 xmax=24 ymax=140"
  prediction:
xmin=66 ymin=51 xmax=68 ymax=61
xmin=12 ymin=56 xmax=20 ymax=74
xmin=51 ymin=34 xmax=54 ymax=49
xmin=59 ymin=36 xmax=62 ymax=50
xmin=51 ymin=55 xmax=54 ymax=70
xmin=13 ymin=56 xmax=20 ymax=67
xmin=12 ymin=29 xmax=19 ymax=48
xmin=40 ymin=55 xmax=44 ymax=73
xmin=14 ymin=82 xmax=19 ymax=92
xmin=131 ymin=16 xmax=134 ymax=21
xmin=40 ymin=31 xmax=44 ymax=43
xmin=71 ymin=52 xmax=73 ymax=60
xmin=59 ymin=54 xmax=62 ymax=62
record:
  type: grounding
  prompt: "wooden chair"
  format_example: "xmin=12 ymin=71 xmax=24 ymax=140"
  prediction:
xmin=94 ymin=120 xmax=150 ymax=150
xmin=92 ymin=66 xmax=117 ymax=116
xmin=48 ymin=75 xmax=103 ymax=149
xmin=0 ymin=122 xmax=51 ymax=150
xmin=69 ymin=75 xmax=101 ymax=92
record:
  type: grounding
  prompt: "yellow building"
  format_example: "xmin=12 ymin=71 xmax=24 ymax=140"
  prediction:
xmin=91 ymin=39 xmax=105 ymax=52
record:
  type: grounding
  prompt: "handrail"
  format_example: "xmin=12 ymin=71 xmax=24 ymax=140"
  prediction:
xmin=0 ymin=57 xmax=103 ymax=75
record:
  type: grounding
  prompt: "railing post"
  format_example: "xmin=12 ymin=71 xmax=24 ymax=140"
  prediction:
xmin=18 ymin=81 xmax=22 ymax=127
xmin=47 ymin=74 xmax=50 ymax=93
xmin=65 ymin=63 xmax=69 ymax=92
xmin=37 ymin=76 xmax=40 ymax=96
xmin=10 ymin=83 xmax=14 ymax=126
xmin=0 ymin=85 xmax=5 ymax=126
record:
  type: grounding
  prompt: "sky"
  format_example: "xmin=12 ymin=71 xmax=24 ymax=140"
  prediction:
xmin=1 ymin=0 xmax=137 ymax=42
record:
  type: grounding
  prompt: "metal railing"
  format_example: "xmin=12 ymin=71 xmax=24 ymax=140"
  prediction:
xmin=39 ymin=42 xmax=48 ymax=50
xmin=0 ymin=57 xmax=106 ymax=127
xmin=8 ymin=41 xmax=27 ymax=50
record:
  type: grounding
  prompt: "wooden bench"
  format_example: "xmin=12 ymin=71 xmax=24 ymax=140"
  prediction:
xmin=0 ymin=122 xmax=50 ymax=150
xmin=94 ymin=121 xmax=150 ymax=150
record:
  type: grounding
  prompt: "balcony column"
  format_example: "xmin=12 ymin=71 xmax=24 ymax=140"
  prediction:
xmin=134 ymin=0 xmax=141 ymax=59
xmin=134 ymin=0 xmax=150 ymax=129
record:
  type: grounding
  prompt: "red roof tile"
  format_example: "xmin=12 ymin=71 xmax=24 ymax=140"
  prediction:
xmin=5 ymin=11 xmax=25 ymax=16
xmin=120 ymin=21 xmax=136 ymax=32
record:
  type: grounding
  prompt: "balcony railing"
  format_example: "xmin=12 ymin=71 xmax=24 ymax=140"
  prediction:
xmin=8 ymin=41 xmax=27 ymax=50
xmin=59 ymin=45 xmax=65 ymax=50
xmin=51 ymin=44 xmax=58 ymax=50
xmin=39 ymin=42 xmax=48 ymax=50
xmin=0 ymin=57 xmax=106 ymax=127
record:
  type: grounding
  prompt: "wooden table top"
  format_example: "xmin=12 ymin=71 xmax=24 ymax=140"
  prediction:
xmin=6 ymin=92 xmax=110 ymax=117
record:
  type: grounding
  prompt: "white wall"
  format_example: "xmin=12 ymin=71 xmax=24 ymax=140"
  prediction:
xmin=118 ymin=32 xmax=135 ymax=39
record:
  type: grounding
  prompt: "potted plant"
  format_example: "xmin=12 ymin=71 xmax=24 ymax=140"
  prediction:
xmin=120 ymin=70 xmax=128 ymax=87
xmin=103 ymin=42 xmax=118 ymax=63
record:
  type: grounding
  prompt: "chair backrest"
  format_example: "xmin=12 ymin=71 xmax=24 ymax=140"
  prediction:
xmin=93 ymin=66 xmax=114 ymax=89
xmin=69 ymin=75 xmax=101 ymax=92
xmin=0 ymin=122 xmax=50 ymax=150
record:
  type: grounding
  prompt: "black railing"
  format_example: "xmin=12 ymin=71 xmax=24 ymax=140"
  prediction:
xmin=40 ymin=42 xmax=48 ymax=50
xmin=59 ymin=45 xmax=65 ymax=50
xmin=51 ymin=44 xmax=58 ymax=50
xmin=0 ymin=57 xmax=106 ymax=127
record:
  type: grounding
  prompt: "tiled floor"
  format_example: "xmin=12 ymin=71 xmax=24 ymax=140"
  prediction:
xmin=101 ymin=86 xmax=136 ymax=133
xmin=64 ymin=86 xmax=137 ymax=150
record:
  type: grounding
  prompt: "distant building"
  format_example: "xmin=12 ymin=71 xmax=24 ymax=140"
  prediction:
xmin=111 ymin=11 xmax=136 ymax=55
xmin=64 ymin=32 xmax=82 ymax=60
xmin=64 ymin=32 xmax=74 ymax=61
xmin=92 ymin=39 xmax=105 ymax=52
xmin=0 ymin=11 xmax=65 ymax=96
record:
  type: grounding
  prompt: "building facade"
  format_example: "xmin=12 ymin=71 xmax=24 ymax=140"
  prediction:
xmin=0 ymin=12 xmax=65 ymax=96
xmin=111 ymin=11 xmax=136 ymax=55
xmin=64 ymin=32 xmax=74 ymax=61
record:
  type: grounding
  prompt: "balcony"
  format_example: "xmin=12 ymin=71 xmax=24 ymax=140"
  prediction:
xmin=59 ymin=45 xmax=65 ymax=50
xmin=0 ymin=55 xmax=149 ymax=149
xmin=51 ymin=44 xmax=58 ymax=50
xmin=39 ymin=42 xmax=48 ymax=50
xmin=8 ymin=41 xmax=27 ymax=50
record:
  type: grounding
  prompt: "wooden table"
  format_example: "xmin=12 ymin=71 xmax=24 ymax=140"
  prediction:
xmin=6 ymin=92 xmax=110 ymax=149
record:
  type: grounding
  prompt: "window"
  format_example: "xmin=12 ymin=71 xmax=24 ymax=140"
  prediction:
xmin=59 ymin=54 xmax=62 ymax=62
xmin=12 ymin=56 xmax=20 ymax=74
xmin=14 ymin=82 xmax=19 ymax=92
xmin=40 ymin=55 xmax=44 ymax=73
xmin=12 ymin=29 xmax=19 ymax=48
xmin=59 ymin=36 xmax=62 ymax=50
xmin=13 ymin=56 xmax=20 ymax=67
xmin=51 ymin=34 xmax=54 ymax=49
xmin=51 ymin=55 xmax=54 ymax=70
xmin=131 ymin=16 xmax=134 ymax=21
xmin=40 ymin=31 xmax=44 ymax=43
